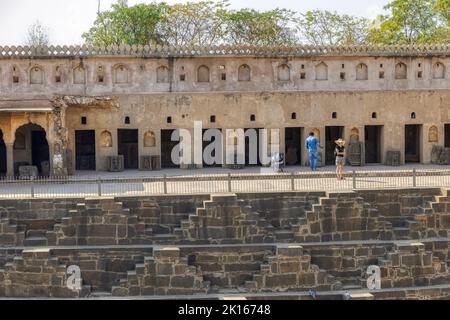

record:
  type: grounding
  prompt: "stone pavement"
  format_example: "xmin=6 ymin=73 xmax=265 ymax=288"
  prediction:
xmin=0 ymin=164 xmax=450 ymax=198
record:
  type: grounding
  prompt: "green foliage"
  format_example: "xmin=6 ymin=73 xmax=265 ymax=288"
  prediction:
xmin=369 ymin=0 xmax=450 ymax=44
xmin=157 ymin=1 xmax=228 ymax=46
xmin=296 ymin=10 xmax=370 ymax=45
xmin=82 ymin=0 xmax=450 ymax=46
xmin=82 ymin=1 xmax=169 ymax=46
xmin=219 ymin=8 xmax=297 ymax=45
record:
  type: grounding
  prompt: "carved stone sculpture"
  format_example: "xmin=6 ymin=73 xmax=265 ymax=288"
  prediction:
xmin=385 ymin=151 xmax=401 ymax=166
xmin=109 ymin=155 xmax=124 ymax=172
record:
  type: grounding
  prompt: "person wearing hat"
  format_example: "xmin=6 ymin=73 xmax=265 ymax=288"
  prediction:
xmin=334 ymin=138 xmax=346 ymax=180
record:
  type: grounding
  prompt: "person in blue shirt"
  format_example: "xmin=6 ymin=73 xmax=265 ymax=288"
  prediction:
xmin=305 ymin=132 xmax=322 ymax=171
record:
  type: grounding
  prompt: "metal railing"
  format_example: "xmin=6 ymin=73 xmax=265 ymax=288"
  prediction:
xmin=0 ymin=168 xmax=449 ymax=199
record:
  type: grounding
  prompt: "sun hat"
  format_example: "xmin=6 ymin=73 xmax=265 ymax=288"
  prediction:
xmin=334 ymin=138 xmax=345 ymax=146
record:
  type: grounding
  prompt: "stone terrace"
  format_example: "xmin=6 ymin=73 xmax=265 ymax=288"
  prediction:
xmin=1 ymin=188 xmax=450 ymax=299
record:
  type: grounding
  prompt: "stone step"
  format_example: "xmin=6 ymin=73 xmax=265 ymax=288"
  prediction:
xmin=273 ymin=230 xmax=294 ymax=241
xmin=392 ymin=228 xmax=410 ymax=239
xmin=326 ymin=191 xmax=357 ymax=198
xmin=394 ymin=241 xmax=425 ymax=252
xmin=152 ymin=234 xmax=177 ymax=241
xmin=210 ymin=193 xmax=238 ymax=203
xmin=89 ymin=291 xmax=112 ymax=297
xmin=23 ymin=236 xmax=48 ymax=246
xmin=26 ymin=229 xmax=47 ymax=238
xmin=435 ymin=195 xmax=450 ymax=203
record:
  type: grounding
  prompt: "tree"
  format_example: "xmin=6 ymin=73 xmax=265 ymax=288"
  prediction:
xmin=296 ymin=10 xmax=370 ymax=45
xmin=157 ymin=1 xmax=228 ymax=46
xmin=25 ymin=20 xmax=50 ymax=46
xmin=82 ymin=1 xmax=169 ymax=46
xmin=368 ymin=0 xmax=441 ymax=44
xmin=219 ymin=8 xmax=297 ymax=45
xmin=435 ymin=0 xmax=450 ymax=25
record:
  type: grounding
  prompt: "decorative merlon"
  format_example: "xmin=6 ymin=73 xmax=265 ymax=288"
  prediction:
xmin=0 ymin=44 xmax=450 ymax=58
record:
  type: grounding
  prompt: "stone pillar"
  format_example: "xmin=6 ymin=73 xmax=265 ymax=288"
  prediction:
xmin=5 ymin=143 xmax=14 ymax=176
xmin=50 ymin=97 xmax=68 ymax=176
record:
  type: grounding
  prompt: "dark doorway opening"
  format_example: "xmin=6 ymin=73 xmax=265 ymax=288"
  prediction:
xmin=202 ymin=129 xmax=222 ymax=167
xmin=0 ymin=130 xmax=6 ymax=176
xmin=365 ymin=125 xmax=382 ymax=163
xmin=118 ymin=129 xmax=138 ymax=169
xmin=325 ymin=126 xmax=344 ymax=165
xmin=445 ymin=124 xmax=450 ymax=148
xmin=161 ymin=129 xmax=178 ymax=168
xmin=245 ymin=128 xmax=262 ymax=166
xmin=405 ymin=124 xmax=421 ymax=163
xmin=31 ymin=131 xmax=50 ymax=174
xmin=75 ymin=130 xmax=96 ymax=170
xmin=285 ymin=127 xmax=301 ymax=165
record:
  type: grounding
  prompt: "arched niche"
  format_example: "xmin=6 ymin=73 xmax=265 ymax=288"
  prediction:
xmin=428 ymin=125 xmax=438 ymax=142
xmin=395 ymin=62 xmax=407 ymax=79
xmin=350 ymin=128 xmax=360 ymax=142
xmin=73 ymin=66 xmax=86 ymax=84
xmin=315 ymin=62 xmax=328 ymax=80
xmin=100 ymin=130 xmax=112 ymax=147
xmin=156 ymin=66 xmax=169 ymax=83
xmin=277 ymin=64 xmax=290 ymax=81
xmin=30 ymin=65 xmax=44 ymax=84
xmin=197 ymin=65 xmax=210 ymax=83
xmin=144 ymin=130 xmax=156 ymax=147
xmin=356 ymin=63 xmax=368 ymax=80
xmin=312 ymin=128 xmax=320 ymax=140
xmin=433 ymin=62 xmax=445 ymax=79
xmin=114 ymin=64 xmax=129 ymax=84
xmin=238 ymin=64 xmax=251 ymax=81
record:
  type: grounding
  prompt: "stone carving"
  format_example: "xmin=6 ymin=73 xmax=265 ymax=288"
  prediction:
xmin=109 ymin=155 xmax=124 ymax=172
xmin=348 ymin=128 xmax=362 ymax=166
xmin=151 ymin=155 xmax=161 ymax=170
xmin=19 ymin=165 xmax=38 ymax=179
xmin=100 ymin=130 xmax=112 ymax=147
xmin=144 ymin=131 xmax=156 ymax=147
xmin=140 ymin=156 xmax=152 ymax=170
xmin=2 ymin=44 xmax=450 ymax=59
xmin=429 ymin=125 xmax=438 ymax=142
xmin=41 ymin=160 xmax=50 ymax=176
xmin=66 ymin=265 xmax=82 ymax=291
xmin=347 ymin=141 xmax=362 ymax=166
xmin=385 ymin=150 xmax=401 ymax=166
xmin=431 ymin=145 xmax=450 ymax=164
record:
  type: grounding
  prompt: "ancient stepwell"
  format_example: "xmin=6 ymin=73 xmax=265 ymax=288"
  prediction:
xmin=1 ymin=188 xmax=450 ymax=299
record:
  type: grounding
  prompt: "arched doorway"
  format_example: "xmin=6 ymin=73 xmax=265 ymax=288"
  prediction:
xmin=0 ymin=129 xmax=6 ymax=176
xmin=13 ymin=123 xmax=50 ymax=176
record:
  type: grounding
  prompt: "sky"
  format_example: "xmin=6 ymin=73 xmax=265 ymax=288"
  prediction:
xmin=0 ymin=0 xmax=391 ymax=45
